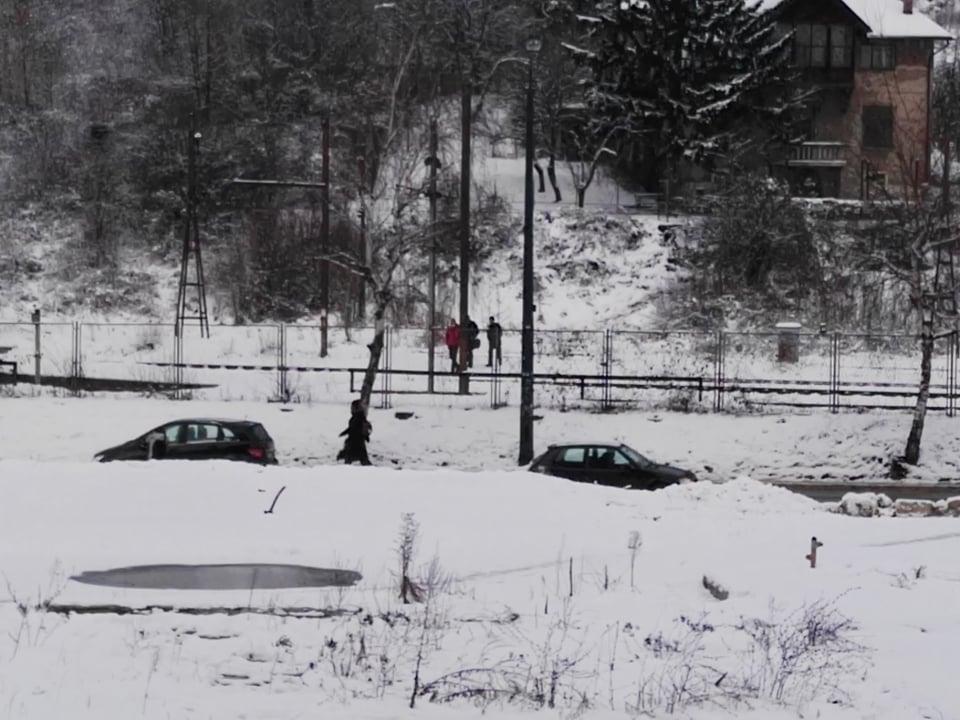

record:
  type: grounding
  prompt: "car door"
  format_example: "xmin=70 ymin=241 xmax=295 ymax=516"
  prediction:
xmin=177 ymin=422 xmax=224 ymax=460
xmin=551 ymin=446 xmax=589 ymax=483
xmin=157 ymin=423 xmax=186 ymax=459
xmin=215 ymin=424 xmax=249 ymax=461
xmin=584 ymin=446 xmax=636 ymax=487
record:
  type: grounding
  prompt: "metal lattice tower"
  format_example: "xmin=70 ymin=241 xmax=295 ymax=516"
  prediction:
xmin=175 ymin=120 xmax=210 ymax=338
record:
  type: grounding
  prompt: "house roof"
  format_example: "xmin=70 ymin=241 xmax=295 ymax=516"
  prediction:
xmin=760 ymin=0 xmax=952 ymax=39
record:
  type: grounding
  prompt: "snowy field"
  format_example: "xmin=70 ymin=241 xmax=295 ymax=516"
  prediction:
xmin=2 ymin=456 xmax=960 ymax=720
xmin=2 ymin=395 xmax=960 ymax=720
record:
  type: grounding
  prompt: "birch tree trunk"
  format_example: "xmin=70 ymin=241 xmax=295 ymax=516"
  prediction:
xmin=359 ymin=290 xmax=388 ymax=408
xmin=904 ymin=307 xmax=934 ymax=465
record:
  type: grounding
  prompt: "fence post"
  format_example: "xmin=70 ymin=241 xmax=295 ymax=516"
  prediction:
xmin=949 ymin=331 xmax=957 ymax=418
xmin=173 ymin=327 xmax=183 ymax=399
xmin=71 ymin=321 xmax=82 ymax=393
xmin=830 ymin=331 xmax=840 ymax=414
xmin=600 ymin=329 xmax=613 ymax=410
xmin=713 ymin=330 xmax=725 ymax=412
xmin=277 ymin=323 xmax=287 ymax=401
xmin=379 ymin=326 xmax=392 ymax=410
xmin=31 ymin=308 xmax=41 ymax=383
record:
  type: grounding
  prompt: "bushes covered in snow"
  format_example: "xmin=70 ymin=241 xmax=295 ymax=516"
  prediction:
xmin=836 ymin=492 xmax=960 ymax=517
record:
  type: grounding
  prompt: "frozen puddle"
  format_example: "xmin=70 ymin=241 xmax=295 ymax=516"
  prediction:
xmin=71 ymin=564 xmax=362 ymax=590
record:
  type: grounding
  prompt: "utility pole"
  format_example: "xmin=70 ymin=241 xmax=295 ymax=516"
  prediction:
xmin=320 ymin=115 xmax=330 ymax=357
xmin=519 ymin=37 xmax=541 ymax=466
xmin=458 ymin=83 xmax=471 ymax=394
xmin=427 ymin=119 xmax=440 ymax=393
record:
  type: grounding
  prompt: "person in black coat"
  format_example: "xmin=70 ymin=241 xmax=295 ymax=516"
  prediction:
xmin=465 ymin=317 xmax=480 ymax=368
xmin=337 ymin=399 xmax=372 ymax=465
xmin=486 ymin=316 xmax=502 ymax=367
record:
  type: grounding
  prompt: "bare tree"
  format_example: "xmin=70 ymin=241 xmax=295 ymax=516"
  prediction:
xmin=324 ymin=176 xmax=449 ymax=407
xmin=857 ymin=188 xmax=956 ymax=467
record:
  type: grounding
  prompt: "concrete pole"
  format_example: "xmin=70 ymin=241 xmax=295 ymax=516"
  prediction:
xmin=32 ymin=307 xmax=40 ymax=384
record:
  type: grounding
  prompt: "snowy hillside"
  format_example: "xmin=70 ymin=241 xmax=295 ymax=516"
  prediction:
xmin=471 ymin=209 xmax=686 ymax=330
xmin=0 ymin=201 xmax=183 ymax=323
xmin=0 ymin=147 xmax=683 ymax=332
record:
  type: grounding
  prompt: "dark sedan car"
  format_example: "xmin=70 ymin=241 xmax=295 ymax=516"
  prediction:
xmin=529 ymin=443 xmax=696 ymax=489
xmin=95 ymin=418 xmax=278 ymax=464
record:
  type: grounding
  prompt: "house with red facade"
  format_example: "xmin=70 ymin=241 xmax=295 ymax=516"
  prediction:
xmin=763 ymin=0 xmax=951 ymax=198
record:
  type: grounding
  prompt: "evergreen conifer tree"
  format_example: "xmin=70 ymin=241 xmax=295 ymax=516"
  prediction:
xmin=586 ymin=0 xmax=801 ymax=189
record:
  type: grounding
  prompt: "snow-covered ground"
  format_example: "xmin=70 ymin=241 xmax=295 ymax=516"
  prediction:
xmin=2 ymin=454 xmax=959 ymax=720
xmin=4 ymin=395 xmax=960 ymax=482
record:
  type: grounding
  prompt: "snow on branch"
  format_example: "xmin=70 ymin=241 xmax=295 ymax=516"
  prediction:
xmin=561 ymin=41 xmax=596 ymax=59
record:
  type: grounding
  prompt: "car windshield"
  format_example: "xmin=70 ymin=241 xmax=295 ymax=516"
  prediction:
xmin=619 ymin=445 xmax=651 ymax=467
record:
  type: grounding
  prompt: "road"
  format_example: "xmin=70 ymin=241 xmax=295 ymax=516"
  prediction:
xmin=769 ymin=481 xmax=960 ymax=503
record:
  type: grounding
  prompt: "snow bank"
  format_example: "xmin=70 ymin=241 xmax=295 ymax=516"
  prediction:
xmin=838 ymin=491 xmax=894 ymax=517
xmin=654 ymin=475 xmax=822 ymax=513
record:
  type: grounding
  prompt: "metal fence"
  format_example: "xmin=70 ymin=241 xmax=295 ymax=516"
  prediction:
xmin=1 ymin=320 xmax=957 ymax=414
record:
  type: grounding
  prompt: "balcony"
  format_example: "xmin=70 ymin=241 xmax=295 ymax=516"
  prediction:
xmin=787 ymin=142 xmax=847 ymax=167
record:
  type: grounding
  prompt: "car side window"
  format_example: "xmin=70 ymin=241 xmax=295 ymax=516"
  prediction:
xmin=589 ymin=447 xmax=618 ymax=468
xmin=612 ymin=450 xmax=631 ymax=467
xmin=558 ymin=447 xmax=585 ymax=466
xmin=163 ymin=424 xmax=183 ymax=444
xmin=185 ymin=423 xmax=220 ymax=443
xmin=221 ymin=426 xmax=236 ymax=440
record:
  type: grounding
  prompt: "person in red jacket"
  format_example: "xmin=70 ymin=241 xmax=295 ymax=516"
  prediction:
xmin=444 ymin=319 xmax=460 ymax=372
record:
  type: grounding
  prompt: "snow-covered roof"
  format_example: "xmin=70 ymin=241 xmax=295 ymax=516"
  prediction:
xmin=760 ymin=0 xmax=952 ymax=39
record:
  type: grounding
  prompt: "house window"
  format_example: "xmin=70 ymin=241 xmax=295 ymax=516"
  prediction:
xmin=862 ymin=105 xmax=894 ymax=148
xmin=794 ymin=24 xmax=827 ymax=67
xmin=794 ymin=24 xmax=852 ymax=68
xmin=858 ymin=42 xmax=895 ymax=70
xmin=830 ymin=25 xmax=853 ymax=67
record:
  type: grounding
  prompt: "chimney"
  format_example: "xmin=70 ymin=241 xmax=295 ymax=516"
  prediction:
xmin=904 ymin=0 xmax=913 ymax=13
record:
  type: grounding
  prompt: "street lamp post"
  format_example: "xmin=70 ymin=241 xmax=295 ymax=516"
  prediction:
xmin=519 ymin=36 xmax=541 ymax=466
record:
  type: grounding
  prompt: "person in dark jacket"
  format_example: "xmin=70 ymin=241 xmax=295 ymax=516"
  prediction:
xmin=486 ymin=316 xmax=503 ymax=367
xmin=444 ymin=319 xmax=460 ymax=372
xmin=465 ymin=317 xmax=480 ymax=368
xmin=337 ymin=399 xmax=372 ymax=465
